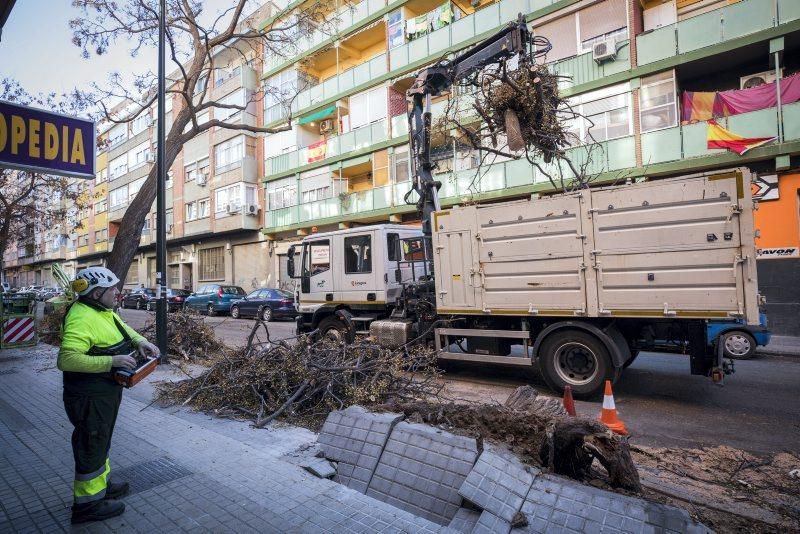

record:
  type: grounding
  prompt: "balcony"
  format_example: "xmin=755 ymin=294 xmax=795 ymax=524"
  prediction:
xmin=265 ymin=118 xmax=390 ymax=176
xmin=211 ymin=66 xmax=258 ymax=99
xmin=263 ymin=0 xmax=388 ymax=73
xmin=637 ymin=0 xmax=799 ymax=67
xmin=641 ymin=102 xmax=800 ymax=166
xmin=293 ymin=54 xmax=388 ymax=112
xmin=549 ymin=40 xmax=630 ymax=92
xmin=264 ymin=135 xmax=638 ymax=230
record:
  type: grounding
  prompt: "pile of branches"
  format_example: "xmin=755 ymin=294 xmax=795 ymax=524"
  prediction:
xmin=140 ymin=310 xmax=226 ymax=361
xmin=158 ymin=331 xmax=442 ymax=428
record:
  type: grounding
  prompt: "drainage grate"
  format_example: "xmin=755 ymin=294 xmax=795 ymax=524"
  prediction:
xmin=112 ymin=457 xmax=192 ymax=495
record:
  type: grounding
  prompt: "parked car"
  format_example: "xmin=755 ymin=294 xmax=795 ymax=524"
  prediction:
xmin=144 ymin=289 xmax=192 ymax=312
xmin=229 ymin=288 xmax=297 ymax=321
xmin=38 ymin=288 xmax=63 ymax=301
xmin=708 ymin=312 xmax=771 ymax=360
xmin=121 ymin=288 xmax=156 ymax=309
xmin=1 ymin=282 xmax=10 ymax=292
xmin=182 ymin=284 xmax=246 ymax=316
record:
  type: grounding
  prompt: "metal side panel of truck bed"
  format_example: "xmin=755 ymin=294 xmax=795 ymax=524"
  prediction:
xmin=433 ymin=169 xmax=759 ymax=325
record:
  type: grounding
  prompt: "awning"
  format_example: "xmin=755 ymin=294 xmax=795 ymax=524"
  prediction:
xmin=298 ymin=105 xmax=336 ymax=125
xmin=341 ymin=154 xmax=372 ymax=168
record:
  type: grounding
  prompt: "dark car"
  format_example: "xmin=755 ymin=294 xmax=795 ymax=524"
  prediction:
xmin=144 ymin=289 xmax=193 ymax=312
xmin=121 ymin=288 xmax=156 ymax=310
xmin=183 ymin=284 xmax=246 ymax=316
xmin=229 ymin=288 xmax=296 ymax=321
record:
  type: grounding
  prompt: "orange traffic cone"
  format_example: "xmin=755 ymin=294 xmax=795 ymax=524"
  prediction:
xmin=598 ymin=380 xmax=628 ymax=435
xmin=562 ymin=385 xmax=576 ymax=416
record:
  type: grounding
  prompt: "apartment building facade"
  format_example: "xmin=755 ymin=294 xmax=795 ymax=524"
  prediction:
xmin=256 ymin=0 xmax=800 ymax=332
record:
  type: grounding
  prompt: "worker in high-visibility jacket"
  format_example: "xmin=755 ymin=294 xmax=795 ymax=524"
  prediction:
xmin=58 ymin=267 xmax=160 ymax=524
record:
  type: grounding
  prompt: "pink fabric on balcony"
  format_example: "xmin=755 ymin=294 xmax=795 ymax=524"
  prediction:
xmin=681 ymin=91 xmax=716 ymax=123
xmin=714 ymin=73 xmax=800 ymax=116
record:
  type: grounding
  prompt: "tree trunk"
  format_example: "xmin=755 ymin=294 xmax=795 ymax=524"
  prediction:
xmin=104 ymin=127 xmax=185 ymax=281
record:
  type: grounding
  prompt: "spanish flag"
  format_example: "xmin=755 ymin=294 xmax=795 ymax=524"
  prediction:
xmin=306 ymin=139 xmax=327 ymax=163
xmin=707 ymin=120 xmax=776 ymax=155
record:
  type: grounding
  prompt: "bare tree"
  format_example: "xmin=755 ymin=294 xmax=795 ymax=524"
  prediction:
xmin=70 ymin=0 xmax=334 ymax=279
xmin=0 ymin=80 xmax=89 ymax=283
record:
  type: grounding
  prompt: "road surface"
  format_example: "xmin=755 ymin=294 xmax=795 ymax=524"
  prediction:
xmin=120 ymin=309 xmax=800 ymax=455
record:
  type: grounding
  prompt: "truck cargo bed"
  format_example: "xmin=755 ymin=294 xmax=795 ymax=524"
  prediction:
xmin=433 ymin=170 xmax=759 ymax=325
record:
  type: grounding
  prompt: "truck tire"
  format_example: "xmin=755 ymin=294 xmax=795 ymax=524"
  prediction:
xmin=538 ymin=329 xmax=614 ymax=399
xmin=318 ymin=312 xmax=355 ymax=344
xmin=720 ymin=331 xmax=757 ymax=360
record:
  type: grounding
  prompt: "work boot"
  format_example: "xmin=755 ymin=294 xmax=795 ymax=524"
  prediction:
xmin=71 ymin=500 xmax=126 ymax=524
xmin=104 ymin=481 xmax=130 ymax=500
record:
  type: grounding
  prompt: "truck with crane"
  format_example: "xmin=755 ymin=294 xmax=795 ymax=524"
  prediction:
xmin=286 ymin=17 xmax=766 ymax=398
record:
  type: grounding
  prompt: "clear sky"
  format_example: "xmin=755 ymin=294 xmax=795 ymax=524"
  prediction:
xmin=0 ymin=1 xmax=155 ymax=97
xmin=0 ymin=0 xmax=273 ymax=100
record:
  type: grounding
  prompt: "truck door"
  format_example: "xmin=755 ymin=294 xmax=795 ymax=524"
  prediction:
xmin=437 ymin=230 xmax=476 ymax=309
xmin=339 ymin=231 xmax=378 ymax=303
xmin=301 ymin=239 xmax=332 ymax=303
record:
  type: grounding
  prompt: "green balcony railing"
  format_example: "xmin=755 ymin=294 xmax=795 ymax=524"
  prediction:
xmin=550 ymin=40 xmax=630 ymax=89
xmin=637 ymin=0 xmax=798 ymax=66
xmin=265 ymin=118 xmax=390 ymax=176
xmin=641 ymin=102 xmax=798 ymax=166
xmin=293 ymin=54 xmax=388 ymax=113
xmin=264 ymin=134 xmax=637 ymax=230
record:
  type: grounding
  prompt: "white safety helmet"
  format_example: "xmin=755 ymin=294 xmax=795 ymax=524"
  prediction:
xmin=73 ymin=267 xmax=120 ymax=296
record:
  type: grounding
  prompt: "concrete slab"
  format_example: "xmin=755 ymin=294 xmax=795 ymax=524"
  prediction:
xmin=459 ymin=447 xmax=537 ymax=523
xmin=472 ymin=510 xmax=512 ymax=534
xmin=301 ymin=458 xmax=336 ymax=479
xmin=318 ymin=405 xmax=403 ymax=492
xmin=448 ymin=507 xmax=481 ymax=532
xmin=367 ymin=421 xmax=480 ymax=525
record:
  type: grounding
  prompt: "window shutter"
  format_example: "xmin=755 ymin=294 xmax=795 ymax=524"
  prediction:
xmin=536 ymin=14 xmax=577 ymax=62
xmin=579 ymin=0 xmax=627 ymax=41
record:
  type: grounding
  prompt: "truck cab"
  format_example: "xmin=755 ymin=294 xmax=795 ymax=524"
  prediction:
xmin=289 ymin=224 xmax=422 ymax=340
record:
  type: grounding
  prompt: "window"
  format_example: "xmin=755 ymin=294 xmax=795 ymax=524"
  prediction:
xmin=131 ymin=112 xmax=151 ymax=136
xmin=166 ymin=170 xmax=174 ymax=189
xmin=215 ymin=184 xmax=243 ymax=213
xmin=393 ymin=146 xmax=410 ymax=183
xmin=109 ymin=154 xmax=128 ymax=180
xmin=387 ymin=233 xmax=400 ymax=262
xmin=215 ymin=65 xmax=241 ymax=87
xmin=303 ymin=240 xmax=330 ymax=276
xmin=388 ymin=10 xmax=405 ymax=49
xmin=264 ymin=129 xmax=297 ymax=159
xmin=640 ymin=71 xmax=678 ymax=132
xmin=185 ymin=157 xmax=210 ymax=183
xmin=110 ymin=186 xmax=128 ymax=209
xmin=95 ymin=229 xmax=107 ymax=243
xmin=194 ymin=74 xmax=208 ymax=96
xmin=95 ymin=168 xmax=107 ymax=185
xmin=198 ymin=246 xmax=225 ymax=280
xmin=214 ymin=136 xmax=244 ymax=173
xmin=185 ymin=198 xmax=210 ymax=221
xmin=109 ymin=123 xmax=128 ymax=147
xmin=169 ymin=265 xmax=180 ymax=286
xmin=350 ymin=86 xmax=387 ymax=130
xmin=267 ymin=177 xmax=297 ymax=209
xmin=566 ymin=86 xmax=631 ymax=144
xmin=78 ymin=235 xmax=89 ymax=247
xmin=344 ymin=235 xmax=372 ymax=274
xmin=128 ymin=141 xmax=152 ymax=170
xmin=141 ymin=216 xmax=152 ymax=235
xmin=94 ymin=200 xmax=107 ymax=214
xmin=128 ymin=177 xmax=145 ymax=201
xmin=264 ymin=69 xmax=316 ymax=123
xmin=215 ymin=89 xmax=246 ymax=122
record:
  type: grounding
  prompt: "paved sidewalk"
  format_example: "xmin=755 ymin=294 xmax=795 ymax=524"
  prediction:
xmin=0 ymin=345 xmax=453 ymax=533
xmin=758 ymin=335 xmax=800 ymax=357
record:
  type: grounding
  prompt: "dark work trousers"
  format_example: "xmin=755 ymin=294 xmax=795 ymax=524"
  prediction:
xmin=63 ymin=386 xmax=123 ymax=506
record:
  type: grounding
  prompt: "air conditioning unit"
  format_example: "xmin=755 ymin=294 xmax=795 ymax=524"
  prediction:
xmin=319 ymin=119 xmax=335 ymax=135
xmin=146 ymin=153 xmax=156 ymax=163
xmin=245 ymin=203 xmax=259 ymax=216
xmin=226 ymin=203 xmax=241 ymax=214
xmin=740 ymin=70 xmax=780 ymax=89
xmin=592 ymin=39 xmax=617 ymax=63
xmin=196 ymin=173 xmax=208 ymax=186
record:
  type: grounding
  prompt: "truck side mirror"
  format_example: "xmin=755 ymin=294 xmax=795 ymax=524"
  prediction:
xmin=287 ymin=245 xmax=296 ymax=278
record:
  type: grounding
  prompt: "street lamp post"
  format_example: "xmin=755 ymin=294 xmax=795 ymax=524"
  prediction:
xmin=156 ymin=0 xmax=168 ymax=362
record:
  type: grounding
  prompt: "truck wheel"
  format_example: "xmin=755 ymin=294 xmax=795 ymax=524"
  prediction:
xmin=538 ymin=330 xmax=614 ymax=399
xmin=318 ymin=313 xmax=355 ymax=344
xmin=720 ymin=331 xmax=756 ymax=360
